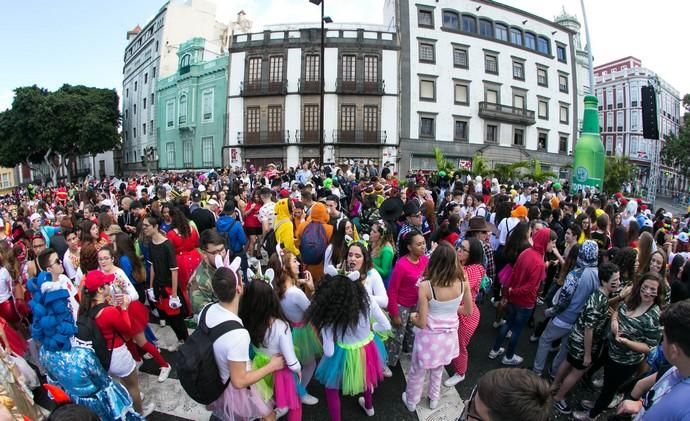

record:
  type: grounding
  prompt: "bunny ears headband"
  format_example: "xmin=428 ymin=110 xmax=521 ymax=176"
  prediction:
xmin=215 ymin=253 xmax=275 ymax=286
xmin=324 ymin=264 xmax=361 ymax=282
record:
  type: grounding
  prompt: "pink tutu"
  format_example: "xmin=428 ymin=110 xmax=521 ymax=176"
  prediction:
xmin=207 ymin=383 xmax=272 ymax=421
xmin=273 ymin=366 xmax=301 ymax=413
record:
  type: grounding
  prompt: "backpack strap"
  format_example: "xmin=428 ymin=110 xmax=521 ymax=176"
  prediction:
xmin=199 ymin=304 xmax=244 ymax=342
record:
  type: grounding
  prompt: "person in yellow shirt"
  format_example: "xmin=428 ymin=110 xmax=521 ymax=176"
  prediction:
xmin=274 ymin=198 xmax=299 ymax=257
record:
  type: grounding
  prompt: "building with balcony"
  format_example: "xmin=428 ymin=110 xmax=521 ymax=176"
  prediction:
xmin=121 ymin=0 xmax=233 ymax=174
xmin=226 ymin=24 xmax=399 ymax=170
xmin=156 ymin=38 xmax=228 ymax=170
xmin=386 ymin=0 xmax=589 ymax=176
xmin=594 ymin=57 xmax=684 ymax=194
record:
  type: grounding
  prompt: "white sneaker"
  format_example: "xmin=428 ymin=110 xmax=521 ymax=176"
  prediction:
xmin=529 ymin=334 xmax=540 ymax=343
xmin=492 ymin=319 xmax=506 ymax=328
xmin=443 ymin=373 xmax=465 ymax=387
xmin=358 ymin=396 xmax=375 ymax=416
xmin=140 ymin=402 xmax=156 ymax=417
xmin=488 ymin=347 xmax=505 ymax=360
xmin=159 ymin=319 xmax=166 ymax=327
xmin=275 ymin=407 xmax=288 ymax=419
xmin=382 ymin=365 xmax=393 ymax=378
xmin=608 ymin=393 xmax=624 ymax=409
xmin=158 ymin=365 xmax=172 ymax=382
xmin=506 ymin=330 xmax=512 ymax=339
xmin=401 ymin=392 xmax=416 ymax=412
xmin=429 ymin=398 xmax=439 ymax=410
xmin=300 ymin=393 xmax=318 ymax=405
xmin=501 ymin=354 xmax=524 ymax=366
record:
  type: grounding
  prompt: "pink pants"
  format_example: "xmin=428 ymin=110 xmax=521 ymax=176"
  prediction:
xmin=451 ymin=308 xmax=480 ymax=376
xmin=404 ymin=360 xmax=444 ymax=405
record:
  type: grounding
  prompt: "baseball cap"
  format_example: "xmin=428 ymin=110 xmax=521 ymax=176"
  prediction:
xmin=677 ymin=232 xmax=689 ymax=243
xmin=511 ymin=205 xmax=528 ymax=218
xmin=84 ymin=270 xmax=115 ymax=293
xmin=207 ymin=199 xmax=220 ymax=207
xmin=279 ymin=189 xmax=290 ymax=198
xmin=29 ymin=213 xmax=42 ymax=223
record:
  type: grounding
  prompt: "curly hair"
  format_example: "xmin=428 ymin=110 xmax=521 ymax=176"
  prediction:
xmin=239 ymin=279 xmax=289 ymax=348
xmin=306 ymin=274 xmax=370 ymax=340
xmin=168 ymin=205 xmax=191 ymax=238
xmin=612 ymin=247 xmax=638 ymax=285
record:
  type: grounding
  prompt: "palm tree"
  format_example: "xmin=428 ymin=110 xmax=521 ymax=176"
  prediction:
xmin=471 ymin=153 xmax=492 ymax=178
xmin=433 ymin=147 xmax=456 ymax=174
xmin=492 ymin=161 xmax=529 ymax=183
xmin=525 ymin=159 xmax=557 ymax=183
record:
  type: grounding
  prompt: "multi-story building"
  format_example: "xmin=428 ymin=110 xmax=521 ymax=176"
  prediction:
xmin=386 ymin=0 xmax=590 ymax=176
xmin=156 ymin=38 xmax=228 ymax=170
xmin=594 ymin=57 xmax=683 ymax=194
xmin=0 ymin=167 xmax=17 ymax=195
xmin=121 ymin=0 xmax=231 ymax=175
xmin=225 ymin=24 xmax=399 ymax=170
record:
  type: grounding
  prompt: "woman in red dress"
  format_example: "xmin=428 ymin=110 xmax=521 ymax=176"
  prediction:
xmin=166 ymin=206 xmax=201 ymax=316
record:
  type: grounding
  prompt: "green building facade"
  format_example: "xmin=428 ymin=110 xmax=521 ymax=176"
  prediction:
xmin=156 ymin=37 xmax=228 ymax=169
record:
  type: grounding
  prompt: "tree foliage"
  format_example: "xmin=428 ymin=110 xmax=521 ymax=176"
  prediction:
xmin=604 ymin=155 xmax=635 ymax=194
xmin=661 ymin=93 xmax=690 ymax=178
xmin=433 ymin=147 xmax=456 ymax=174
xmin=492 ymin=161 xmax=529 ymax=182
xmin=0 ymin=84 xmax=120 ymax=183
xmin=525 ymin=159 xmax=556 ymax=183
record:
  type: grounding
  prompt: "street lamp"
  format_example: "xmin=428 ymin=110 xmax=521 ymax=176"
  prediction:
xmin=309 ymin=0 xmax=331 ymax=166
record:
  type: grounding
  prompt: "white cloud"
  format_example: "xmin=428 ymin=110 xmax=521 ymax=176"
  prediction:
xmin=0 ymin=90 xmax=14 ymax=112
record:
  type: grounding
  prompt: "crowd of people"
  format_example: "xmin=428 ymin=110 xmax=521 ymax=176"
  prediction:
xmin=0 ymin=160 xmax=688 ymax=420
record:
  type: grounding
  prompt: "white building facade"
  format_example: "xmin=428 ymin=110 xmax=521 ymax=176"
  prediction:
xmin=387 ymin=0 xmax=589 ymax=177
xmin=594 ymin=57 xmax=684 ymax=194
xmin=121 ymin=0 xmax=231 ymax=175
xmin=225 ymin=25 xmax=399 ymax=170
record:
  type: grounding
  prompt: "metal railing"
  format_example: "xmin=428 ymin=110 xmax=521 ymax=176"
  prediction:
xmin=240 ymin=80 xmax=288 ymax=96
xmin=237 ymin=130 xmax=289 ymax=145
xmin=297 ymin=78 xmax=321 ymax=94
xmin=332 ymin=129 xmax=386 ymax=145
xmin=335 ymin=78 xmax=385 ymax=95
xmin=478 ymin=101 xmax=536 ymax=125
xmin=295 ymin=130 xmax=323 ymax=144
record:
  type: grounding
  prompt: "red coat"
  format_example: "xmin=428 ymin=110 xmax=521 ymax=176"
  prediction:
xmin=507 ymin=228 xmax=551 ymax=308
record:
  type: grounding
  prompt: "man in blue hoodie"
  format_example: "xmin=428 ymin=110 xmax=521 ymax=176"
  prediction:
xmin=216 ymin=200 xmax=248 ymax=283
xmin=533 ymin=240 xmax=600 ymax=377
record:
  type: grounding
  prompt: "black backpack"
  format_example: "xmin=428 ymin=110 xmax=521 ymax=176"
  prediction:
xmin=176 ymin=304 xmax=244 ymax=405
xmin=261 ymin=220 xmax=286 ymax=259
xmin=75 ymin=303 xmax=115 ymax=372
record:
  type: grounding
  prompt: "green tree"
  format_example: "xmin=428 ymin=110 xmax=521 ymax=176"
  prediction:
xmin=470 ymin=153 xmax=492 ymax=177
xmin=433 ymin=147 xmax=456 ymax=174
xmin=525 ymin=159 xmax=556 ymax=183
xmin=0 ymin=84 xmax=121 ymax=184
xmin=661 ymin=93 xmax=690 ymax=178
xmin=603 ymin=156 xmax=635 ymax=194
xmin=491 ymin=161 xmax=529 ymax=182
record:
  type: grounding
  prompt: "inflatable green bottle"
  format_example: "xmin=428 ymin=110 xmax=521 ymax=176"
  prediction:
xmin=571 ymin=95 xmax=605 ymax=193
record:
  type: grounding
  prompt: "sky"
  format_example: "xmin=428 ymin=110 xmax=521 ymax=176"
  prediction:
xmin=1 ymin=0 xmax=688 ymax=111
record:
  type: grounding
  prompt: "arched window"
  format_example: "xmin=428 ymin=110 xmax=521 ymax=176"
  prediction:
xmin=179 ymin=94 xmax=188 ymax=124
xmin=495 ymin=23 xmax=508 ymax=41
xmin=510 ymin=27 xmax=522 ymax=46
xmin=461 ymin=15 xmax=477 ymax=33
xmin=524 ymin=32 xmax=536 ymax=50
xmin=443 ymin=11 xmax=459 ymax=30
xmin=537 ymin=36 xmax=550 ymax=55
xmin=180 ymin=54 xmax=190 ymax=68
xmin=479 ymin=19 xmax=493 ymax=37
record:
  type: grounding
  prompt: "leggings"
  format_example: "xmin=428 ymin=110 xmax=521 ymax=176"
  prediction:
xmin=588 ymin=358 xmax=638 ymax=418
xmin=325 ymin=387 xmax=372 ymax=421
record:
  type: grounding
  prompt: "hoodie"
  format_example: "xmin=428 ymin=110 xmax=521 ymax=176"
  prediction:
xmin=507 ymin=228 xmax=551 ymax=308
xmin=552 ymin=240 xmax=600 ymax=327
xmin=296 ymin=202 xmax=333 ymax=248
xmin=216 ymin=214 xmax=247 ymax=254
xmin=274 ymin=199 xmax=299 ymax=256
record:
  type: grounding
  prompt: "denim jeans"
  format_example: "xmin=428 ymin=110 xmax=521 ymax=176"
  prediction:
xmin=532 ymin=319 xmax=571 ymax=374
xmin=492 ymin=303 xmax=533 ymax=358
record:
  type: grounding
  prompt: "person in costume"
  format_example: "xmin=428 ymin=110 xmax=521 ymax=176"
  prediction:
xmin=97 ymin=246 xmax=171 ymax=382
xmin=307 ymin=272 xmax=391 ymax=420
xmin=369 ymin=221 xmax=396 ymax=286
xmin=269 ymin=248 xmax=320 ymax=405
xmin=165 ymin=206 xmax=202 ymax=316
xmin=239 ymin=278 xmax=302 ymax=421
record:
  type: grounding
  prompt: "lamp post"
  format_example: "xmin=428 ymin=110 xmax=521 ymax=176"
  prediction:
xmin=309 ymin=0 xmax=332 ymax=166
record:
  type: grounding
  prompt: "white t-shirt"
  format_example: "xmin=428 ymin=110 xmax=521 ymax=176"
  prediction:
xmin=497 ymin=217 xmax=520 ymax=246
xmin=364 ymin=270 xmax=387 ymax=309
xmin=0 ymin=268 xmax=12 ymax=303
xmin=205 ymin=303 xmax=251 ymax=383
xmin=258 ymin=202 xmax=276 ymax=230
xmin=280 ymin=286 xmax=311 ymax=324
xmin=256 ymin=319 xmax=300 ymax=373
xmin=63 ymin=248 xmax=83 ymax=285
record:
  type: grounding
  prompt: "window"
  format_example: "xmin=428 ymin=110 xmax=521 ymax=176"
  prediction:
xmin=616 ymin=87 xmax=623 ymax=108
xmin=126 ymin=88 xmax=129 ymax=98
xmin=267 ymin=106 xmax=283 ymax=133
xmin=133 ymin=127 xmax=137 ymax=138
xmin=363 ymin=106 xmax=378 ymax=132
xmin=596 ymin=89 xmax=603 ymax=109
xmin=616 ymin=135 xmax=623 ymax=155
xmin=305 ymin=54 xmax=320 ymax=82
xmin=144 ymin=73 xmax=148 ymax=84
xmin=202 ymin=137 xmax=214 ymax=166
xmin=606 ymin=111 xmax=613 ymax=131
xmin=538 ymin=131 xmax=548 ymax=150
xmin=537 ymin=37 xmax=550 ymax=55
xmin=559 ymin=74 xmax=568 ymax=93
xmin=560 ymin=104 xmax=569 ymax=124
xmin=479 ymin=19 xmax=493 ymax=37
xmin=143 ymin=98 xmax=146 ymax=109
xmin=133 ymin=104 xmax=136 ymax=115
xmin=454 ymin=119 xmax=468 ymax=141
xmin=178 ymin=94 xmax=187 ymax=124
xmin=605 ymin=136 xmax=613 ymax=156
xmin=513 ymin=94 xmax=525 ymax=109
xmin=420 ymin=116 xmax=435 ymax=138
xmin=151 ymin=93 xmax=154 ymax=105
xmin=616 ymin=110 xmax=624 ymax=131
xmin=246 ymin=107 xmax=260 ymax=133
xmin=134 ymin=81 xmax=137 ymax=91
xmin=303 ymin=105 xmax=319 ymax=133
xmin=630 ymin=82 xmax=639 ymax=107
xmin=166 ymin=101 xmax=174 ymax=128
xmin=495 ymin=23 xmax=508 ymax=41
xmin=183 ymin=141 xmax=193 ymax=168
xmin=342 ymin=55 xmax=356 ymax=81
xmin=180 ymin=54 xmax=191 ymax=68
xmin=341 ymin=105 xmax=356 ymax=131
xmin=269 ymin=56 xmax=284 ymax=82
xmin=559 ymin=135 xmax=568 ymax=153
xmin=512 ymin=61 xmax=524 ymax=80
xmin=247 ymin=57 xmax=261 ymax=82
xmin=606 ymin=89 xmax=614 ymax=109
xmin=454 ymin=82 xmax=469 ymax=105
xmin=152 ymin=67 xmax=156 ymax=77
xmin=556 ymin=45 xmax=567 ymax=63
xmin=419 ymin=79 xmax=436 ymax=101
xmin=524 ymin=33 xmax=536 ymax=50
xmin=453 ymin=46 xmax=468 ymax=68
xmin=461 ymin=15 xmax=476 ymax=33
xmin=486 ymin=124 xmax=498 ymax=142
xmin=538 ymin=99 xmax=549 ymax=119
xmin=484 ymin=53 xmax=498 ymax=74
xmin=418 ymin=9 xmax=433 ymax=27
xmin=142 ymin=123 xmax=146 ymax=135
xmin=443 ymin=11 xmax=459 ymax=29
xmin=631 ymin=110 xmax=639 ymax=131
xmin=537 ymin=67 xmax=548 ymax=87
xmin=419 ymin=42 xmax=435 ymax=63
xmin=150 ymin=120 xmax=153 ymax=132
xmin=485 ymin=87 xmax=499 ymax=104
xmin=166 ymin=143 xmax=175 ymax=167
xmin=364 ymin=56 xmax=378 ymax=82
xmin=202 ymin=89 xmax=214 ymax=121
xmin=125 ymin=109 xmax=128 ymax=119
xmin=510 ymin=28 xmax=522 ymax=46
xmin=513 ymin=128 xmax=524 ymax=146
xmin=0 ymin=174 xmax=9 ymax=189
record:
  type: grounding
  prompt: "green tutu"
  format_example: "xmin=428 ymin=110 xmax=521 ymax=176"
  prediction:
xmin=291 ymin=323 xmax=323 ymax=363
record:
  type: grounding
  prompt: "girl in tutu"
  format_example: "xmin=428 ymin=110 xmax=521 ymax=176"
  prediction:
xmin=97 ymin=246 xmax=171 ymax=382
xmin=239 ymin=279 xmax=302 ymax=421
xmin=307 ymin=273 xmax=391 ymax=420
xmin=270 ymin=249 xmax=321 ymax=405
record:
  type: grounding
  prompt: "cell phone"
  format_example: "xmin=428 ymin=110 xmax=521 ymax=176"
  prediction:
xmin=298 ymin=263 xmax=306 ymax=279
